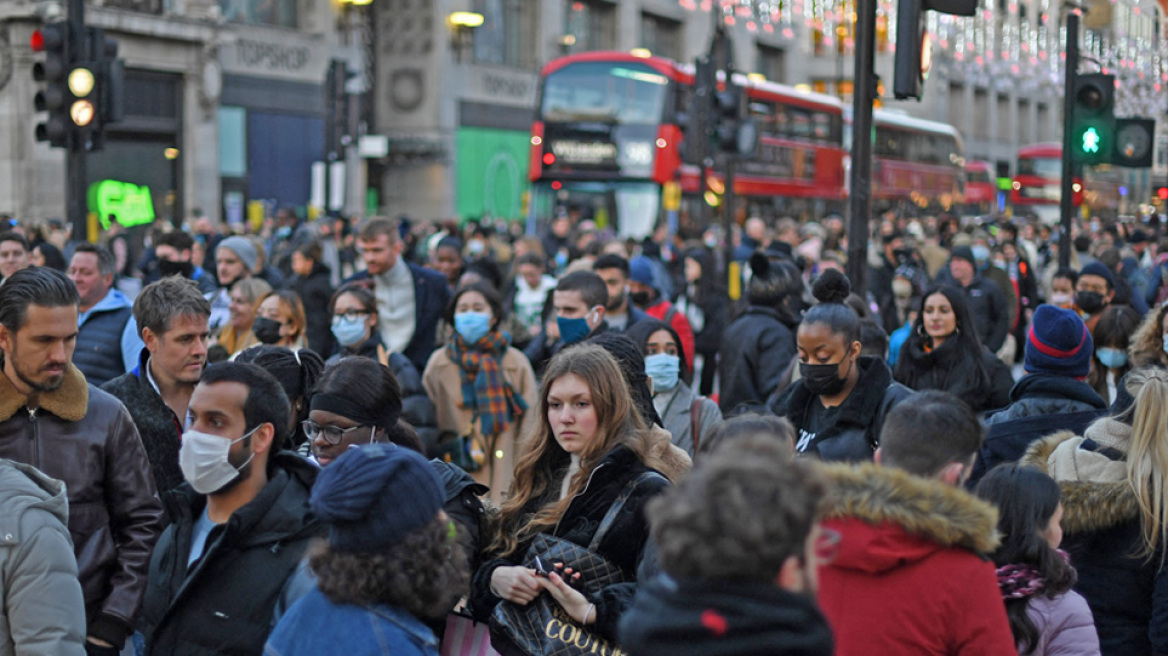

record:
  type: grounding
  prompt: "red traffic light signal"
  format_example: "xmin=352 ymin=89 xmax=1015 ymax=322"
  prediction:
xmin=1158 ymin=187 xmax=1168 ymax=201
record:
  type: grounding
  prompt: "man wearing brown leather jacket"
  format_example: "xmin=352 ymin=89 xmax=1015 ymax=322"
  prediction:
xmin=0 ymin=267 xmax=163 ymax=656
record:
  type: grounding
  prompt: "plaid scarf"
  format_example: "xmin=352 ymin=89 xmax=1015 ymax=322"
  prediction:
xmin=446 ymin=330 xmax=528 ymax=437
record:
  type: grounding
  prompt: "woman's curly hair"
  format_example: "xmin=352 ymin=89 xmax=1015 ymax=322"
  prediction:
xmin=310 ymin=515 xmax=468 ymax=619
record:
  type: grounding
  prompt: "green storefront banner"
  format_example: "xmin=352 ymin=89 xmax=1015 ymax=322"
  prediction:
xmin=455 ymin=127 xmax=529 ymax=222
xmin=88 ymin=180 xmax=157 ymax=228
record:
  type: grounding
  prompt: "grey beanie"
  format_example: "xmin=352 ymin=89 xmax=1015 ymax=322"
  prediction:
xmin=217 ymin=236 xmax=257 ymax=273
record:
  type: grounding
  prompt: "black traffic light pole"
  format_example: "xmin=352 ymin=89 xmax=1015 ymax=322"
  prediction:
xmin=66 ymin=0 xmax=88 ymax=240
xmin=1058 ymin=9 xmax=1078 ymax=270
xmin=847 ymin=0 xmax=877 ymax=296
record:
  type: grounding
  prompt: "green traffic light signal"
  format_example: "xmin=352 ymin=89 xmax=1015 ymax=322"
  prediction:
xmin=1081 ymin=127 xmax=1101 ymax=154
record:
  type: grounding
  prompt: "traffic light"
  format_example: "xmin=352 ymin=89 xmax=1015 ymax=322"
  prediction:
xmin=712 ymin=75 xmax=757 ymax=156
xmin=31 ymin=22 xmax=71 ymax=148
xmin=679 ymin=56 xmax=715 ymax=165
xmin=1112 ymin=117 xmax=1155 ymax=168
xmin=894 ymin=0 xmax=976 ymax=100
xmin=1069 ymin=73 xmax=1115 ymax=165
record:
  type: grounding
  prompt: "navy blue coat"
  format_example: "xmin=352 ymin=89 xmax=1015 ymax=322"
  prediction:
xmin=345 ymin=263 xmax=451 ymax=373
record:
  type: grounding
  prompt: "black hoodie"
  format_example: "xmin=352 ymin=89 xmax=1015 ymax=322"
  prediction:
xmin=619 ymin=576 xmax=833 ymax=656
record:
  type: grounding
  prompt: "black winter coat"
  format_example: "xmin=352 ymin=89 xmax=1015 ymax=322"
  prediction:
xmin=619 ymin=576 xmax=834 ymax=656
xmin=102 ymin=349 xmax=186 ymax=496
xmin=140 ymin=453 xmax=323 ymax=656
xmin=959 ymin=275 xmax=1010 ymax=353
xmin=326 ymin=334 xmax=441 ymax=454
xmin=973 ymin=374 xmax=1107 ymax=483
xmin=288 ymin=262 xmax=335 ymax=357
xmin=893 ymin=335 xmax=1013 ymax=413
xmin=770 ymin=356 xmax=912 ymax=462
xmin=470 ymin=444 xmax=669 ymax=649
xmin=719 ymin=306 xmax=798 ymax=414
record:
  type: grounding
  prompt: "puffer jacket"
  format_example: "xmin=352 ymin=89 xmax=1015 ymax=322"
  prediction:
xmin=326 ymin=334 xmax=440 ymax=454
xmin=1022 ymin=592 xmax=1101 ymax=656
xmin=0 ymin=364 xmax=163 ymax=648
xmin=770 ymin=356 xmax=913 ymax=462
xmin=0 ymin=459 xmax=87 ymax=656
xmin=974 ymin=374 xmax=1108 ymax=483
xmin=140 ymin=453 xmax=323 ymax=656
xmin=719 ymin=306 xmax=798 ymax=414
xmin=817 ymin=462 xmax=1015 ymax=655
xmin=1023 ymin=426 xmax=1168 ymax=656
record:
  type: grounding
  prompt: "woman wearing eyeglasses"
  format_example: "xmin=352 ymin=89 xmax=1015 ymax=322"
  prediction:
xmin=325 ymin=282 xmax=440 ymax=454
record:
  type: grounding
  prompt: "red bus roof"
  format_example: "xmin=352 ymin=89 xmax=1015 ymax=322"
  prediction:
xmin=964 ymin=160 xmax=993 ymax=172
xmin=539 ymin=51 xmax=682 ymax=79
xmin=1017 ymin=142 xmax=1063 ymax=158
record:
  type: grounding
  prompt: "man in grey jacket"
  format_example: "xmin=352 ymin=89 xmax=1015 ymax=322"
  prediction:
xmin=0 ymin=458 xmax=86 ymax=655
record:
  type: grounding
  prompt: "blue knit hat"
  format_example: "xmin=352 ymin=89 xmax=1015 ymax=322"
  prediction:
xmin=1079 ymin=261 xmax=1116 ymax=289
xmin=629 ymin=256 xmax=655 ymax=286
xmin=310 ymin=444 xmax=445 ymax=553
xmin=1024 ymin=305 xmax=1093 ymax=378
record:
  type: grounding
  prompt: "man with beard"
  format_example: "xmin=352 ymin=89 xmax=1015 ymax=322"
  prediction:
xmin=103 ymin=276 xmax=211 ymax=496
xmin=0 ymin=267 xmax=162 ymax=656
xmin=593 ymin=254 xmax=650 ymax=333
xmin=138 ymin=362 xmax=322 ymax=655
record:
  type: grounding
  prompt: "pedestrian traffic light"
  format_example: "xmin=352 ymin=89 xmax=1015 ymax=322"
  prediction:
xmin=1112 ymin=117 xmax=1155 ymax=168
xmin=712 ymin=75 xmax=757 ymax=156
xmin=1069 ymin=73 xmax=1114 ymax=166
xmin=32 ymin=22 xmax=72 ymax=148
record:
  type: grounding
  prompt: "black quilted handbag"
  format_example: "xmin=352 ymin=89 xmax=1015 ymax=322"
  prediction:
xmin=489 ymin=472 xmax=662 ymax=656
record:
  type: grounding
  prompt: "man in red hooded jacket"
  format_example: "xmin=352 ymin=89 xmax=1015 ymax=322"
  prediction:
xmin=817 ymin=390 xmax=1015 ymax=655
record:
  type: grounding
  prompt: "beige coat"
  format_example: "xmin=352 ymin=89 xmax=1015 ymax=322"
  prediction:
xmin=423 ymin=346 xmax=538 ymax=502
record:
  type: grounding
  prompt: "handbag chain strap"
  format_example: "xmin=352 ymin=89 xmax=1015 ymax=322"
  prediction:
xmin=586 ymin=471 xmax=667 ymax=551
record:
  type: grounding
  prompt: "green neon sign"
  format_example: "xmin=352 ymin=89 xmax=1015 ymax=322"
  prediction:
xmin=87 ymin=180 xmax=156 ymax=228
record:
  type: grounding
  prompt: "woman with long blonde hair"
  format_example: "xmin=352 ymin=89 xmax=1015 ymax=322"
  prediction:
xmin=1023 ymin=365 xmax=1168 ymax=655
xmin=469 ymin=344 xmax=672 ymax=653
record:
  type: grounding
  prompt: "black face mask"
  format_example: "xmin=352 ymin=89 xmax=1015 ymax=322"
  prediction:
xmin=629 ymin=290 xmax=653 ymax=308
xmin=252 ymin=317 xmax=284 ymax=344
xmin=157 ymin=259 xmax=194 ymax=279
xmin=1075 ymin=290 xmax=1106 ymax=314
xmin=799 ymin=358 xmax=852 ymax=397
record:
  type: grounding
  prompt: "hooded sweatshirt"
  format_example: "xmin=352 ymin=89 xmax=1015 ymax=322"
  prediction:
xmin=619 ymin=576 xmax=833 ymax=656
xmin=816 ymin=462 xmax=1015 ymax=655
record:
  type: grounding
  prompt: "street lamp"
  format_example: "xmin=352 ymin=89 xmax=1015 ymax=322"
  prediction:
xmin=448 ymin=11 xmax=484 ymax=62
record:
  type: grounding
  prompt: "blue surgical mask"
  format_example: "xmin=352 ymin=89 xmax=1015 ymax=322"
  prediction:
xmin=331 ymin=315 xmax=368 ymax=347
xmin=1097 ymin=347 xmax=1127 ymax=369
xmin=455 ymin=311 xmax=492 ymax=344
xmin=557 ymin=313 xmax=593 ymax=345
xmin=971 ymin=245 xmax=991 ymax=266
xmin=645 ymin=353 xmax=680 ymax=392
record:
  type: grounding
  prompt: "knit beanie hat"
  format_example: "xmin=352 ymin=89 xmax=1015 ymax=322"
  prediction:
xmin=310 ymin=444 xmax=445 ymax=553
xmin=1079 ymin=261 xmax=1116 ymax=289
xmin=217 ymin=236 xmax=258 ymax=273
xmin=950 ymin=245 xmax=976 ymax=265
xmin=629 ymin=256 xmax=655 ymax=286
xmin=1024 ymin=305 xmax=1093 ymax=378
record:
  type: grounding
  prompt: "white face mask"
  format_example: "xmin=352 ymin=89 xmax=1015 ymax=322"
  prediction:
xmin=179 ymin=426 xmax=259 ymax=495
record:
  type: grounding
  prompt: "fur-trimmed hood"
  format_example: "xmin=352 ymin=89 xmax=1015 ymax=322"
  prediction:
xmin=1022 ymin=430 xmax=1141 ymax=535
xmin=0 ymin=363 xmax=88 ymax=423
xmin=624 ymin=425 xmax=691 ymax=483
xmin=819 ymin=462 xmax=1000 ymax=573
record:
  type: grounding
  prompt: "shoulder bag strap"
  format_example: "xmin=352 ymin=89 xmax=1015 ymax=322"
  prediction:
xmin=588 ymin=471 xmax=668 ymax=551
xmin=691 ymin=396 xmax=704 ymax=456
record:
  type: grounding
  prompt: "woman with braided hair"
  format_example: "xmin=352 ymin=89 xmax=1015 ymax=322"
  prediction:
xmin=423 ymin=282 xmax=538 ymax=500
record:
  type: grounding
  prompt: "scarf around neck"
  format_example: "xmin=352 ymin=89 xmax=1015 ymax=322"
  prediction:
xmin=446 ymin=330 xmax=527 ymax=437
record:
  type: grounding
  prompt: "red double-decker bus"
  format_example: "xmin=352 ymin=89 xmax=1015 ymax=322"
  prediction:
xmin=528 ymin=51 xmax=847 ymax=237
xmin=868 ymin=110 xmax=965 ymax=212
xmin=1011 ymin=143 xmax=1082 ymax=224
xmin=963 ymin=160 xmax=997 ymax=214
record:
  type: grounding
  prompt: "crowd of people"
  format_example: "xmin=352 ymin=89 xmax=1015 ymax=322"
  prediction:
xmin=0 ymin=206 xmax=1166 ymax=655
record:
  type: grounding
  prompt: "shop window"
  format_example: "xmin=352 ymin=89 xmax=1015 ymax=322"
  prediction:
xmin=565 ymin=0 xmax=616 ymax=52
xmin=219 ymin=0 xmax=298 ymax=29
xmin=641 ymin=12 xmax=682 ymax=60
xmin=474 ymin=0 xmax=540 ymax=68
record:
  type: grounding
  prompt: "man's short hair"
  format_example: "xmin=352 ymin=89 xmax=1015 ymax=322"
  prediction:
xmin=199 ymin=362 xmax=291 ymax=444
xmin=0 ymin=231 xmax=29 ymax=252
xmin=358 ymin=217 xmax=400 ymax=243
xmin=155 ymin=231 xmax=195 ymax=254
xmin=879 ymin=390 xmax=985 ymax=477
xmin=592 ymin=253 xmax=630 ymax=278
xmin=648 ymin=435 xmax=825 ymax=581
xmin=134 ymin=276 xmax=212 ymax=339
xmin=72 ymin=243 xmax=116 ymax=278
xmin=555 ymin=270 xmax=608 ymax=310
xmin=0 ymin=267 xmax=79 ymax=332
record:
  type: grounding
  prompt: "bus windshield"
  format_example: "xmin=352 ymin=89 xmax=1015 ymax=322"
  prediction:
xmin=541 ymin=62 xmax=670 ymax=125
xmin=1017 ymin=157 xmax=1061 ymax=178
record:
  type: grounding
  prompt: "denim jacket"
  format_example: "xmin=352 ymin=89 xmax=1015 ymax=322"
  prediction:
xmin=264 ymin=588 xmax=439 ymax=656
